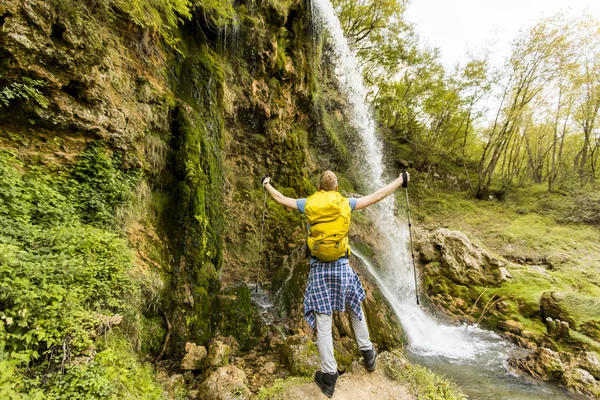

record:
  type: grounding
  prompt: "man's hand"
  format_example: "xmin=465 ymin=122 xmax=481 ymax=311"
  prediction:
xmin=401 ymin=171 xmax=410 ymax=188
xmin=261 ymin=175 xmax=271 ymax=187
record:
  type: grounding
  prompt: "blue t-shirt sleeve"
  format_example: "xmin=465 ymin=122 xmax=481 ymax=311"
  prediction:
xmin=349 ymin=198 xmax=357 ymax=211
xmin=296 ymin=198 xmax=307 ymax=214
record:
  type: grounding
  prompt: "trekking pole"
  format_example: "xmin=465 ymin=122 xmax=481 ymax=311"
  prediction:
xmin=402 ymin=170 xmax=420 ymax=305
xmin=256 ymin=177 xmax=268 ymax=293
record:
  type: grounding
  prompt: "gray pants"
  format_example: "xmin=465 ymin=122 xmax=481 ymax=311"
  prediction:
xmin=315 ymin=306 xmax=373 ymax=374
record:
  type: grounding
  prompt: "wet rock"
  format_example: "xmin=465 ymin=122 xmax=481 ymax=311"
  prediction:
xmin=504 ymin=332 xmax=537 ymax=350
xmin=197 ymin=365 xmax=251 ymax=400
xmin=181 ymin=342 xmax=207 ymax=371
xmin=497 ymin=319 xmax=523 ymax=334
xmin=418 ymin=242 xmax=440 ymax=263
xmin=540 ymin=292 xmax=575 ymax=327
xmin=509 ymin=347 xmax=564 ymax=381
xmin=431 ymin=229 xmax=507 ymax=286
xmin=562 ymin=368 xmax=600 ymax=398
xmin=520 ymin=330 xmax=538 ymax=340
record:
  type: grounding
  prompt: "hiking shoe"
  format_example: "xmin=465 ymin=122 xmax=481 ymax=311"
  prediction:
xmin=361 ymin=346 xmax=377 ymax=372
xmin=314 ymin=371 xmax=338 ymax=398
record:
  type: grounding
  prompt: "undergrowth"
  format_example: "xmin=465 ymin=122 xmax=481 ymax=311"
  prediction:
xmin=0 ymin=145 xmax=161 ymax=398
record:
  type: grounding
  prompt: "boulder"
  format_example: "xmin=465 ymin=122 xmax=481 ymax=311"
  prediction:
xmin=207 ymin=337 xmax=240 ymax=368
xmin=509 ymin=347 xmax=564 ymax=381
xmin=562 ymin=368 xmax=600 ymax=398
xmin=540 ymin=292 xmax=576 ymax=327
xmin=575 ymin=352 xmax=600 ymax=380
xmin=197 ymin=365 xmax=251 ymax=400
xmin=180 ymin=342 xmax=208 ymax=371
xmin=279 ymin=334 xmax=319 ymax=376
xmin=431 ymin=229 xmax=507 ymax=286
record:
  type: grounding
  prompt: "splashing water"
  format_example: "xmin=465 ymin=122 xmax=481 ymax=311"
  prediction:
xmin=352 ymin=249 xmax=508 ymax=361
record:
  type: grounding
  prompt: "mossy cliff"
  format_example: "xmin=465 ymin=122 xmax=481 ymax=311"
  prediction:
xmin=0 ymin=0 xmax=407 ymax=397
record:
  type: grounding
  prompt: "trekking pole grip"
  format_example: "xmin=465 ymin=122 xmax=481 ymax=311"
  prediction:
xmin=401 ymin=170 xmax=408 ymax=189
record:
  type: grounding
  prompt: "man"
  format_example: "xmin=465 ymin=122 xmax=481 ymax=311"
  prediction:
xmin=261 ymin=170 xmax=409 ymax=398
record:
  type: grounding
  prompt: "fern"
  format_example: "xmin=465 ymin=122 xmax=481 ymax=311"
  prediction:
xmin=0 ymin=78 xmax=49 ymax=109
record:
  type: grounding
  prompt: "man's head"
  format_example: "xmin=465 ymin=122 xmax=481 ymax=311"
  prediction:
xmin=319 ymin=170 xmax=338 ymax=191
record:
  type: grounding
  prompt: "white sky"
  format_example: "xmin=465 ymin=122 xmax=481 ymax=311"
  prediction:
xmin=405 ymin=0 xmax=600 ymax=70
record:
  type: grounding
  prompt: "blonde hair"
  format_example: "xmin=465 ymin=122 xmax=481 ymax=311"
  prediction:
xmin=319 ymin=170 xmax=338 ymax=191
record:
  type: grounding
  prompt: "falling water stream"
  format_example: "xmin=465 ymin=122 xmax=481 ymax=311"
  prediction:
xmin=309 ymin=1 xmax=579 ymax=398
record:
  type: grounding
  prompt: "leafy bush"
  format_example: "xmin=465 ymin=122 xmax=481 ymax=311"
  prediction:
xmin=0 ymin=147 xmax=160 ymax=397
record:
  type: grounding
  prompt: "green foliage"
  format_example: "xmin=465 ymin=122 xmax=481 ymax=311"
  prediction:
xmin=0 ymin=146 xmax=157 ymax=396
xmin=193 ymin=0 xmax=236 ymax=30
xmin=23 ymin=336 xmax=164 ymax=399
xmin=383 ymin=350 xmax=466 ymax=400
xmin=0 ymin=78 xmax=49 ymax=109
xmin=70 ymin=143 xmax=139 ymax=227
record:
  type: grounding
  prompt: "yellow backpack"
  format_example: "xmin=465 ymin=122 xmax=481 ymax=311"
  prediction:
xmin=305 ymin=191 xmax=351 ymax=262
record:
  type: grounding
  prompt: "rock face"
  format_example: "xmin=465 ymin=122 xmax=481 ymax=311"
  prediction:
xmin=497 ymin=319 xmax=523 ymax=334
xmin=197 ymin=365 xmax=251 ymax=400
xmin=576 ymin=352 xmax=600 ymax=380
xmin=422 ymin=229 xmax=508 ymax=286
xmin=180 ymin=342 xmax=207 ymax=371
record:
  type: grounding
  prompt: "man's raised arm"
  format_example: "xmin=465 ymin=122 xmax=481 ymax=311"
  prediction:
xmin=262 ymin=176 xmax=298 ymax=210
xmin=354 ymin=172 xmax=410 ymax=211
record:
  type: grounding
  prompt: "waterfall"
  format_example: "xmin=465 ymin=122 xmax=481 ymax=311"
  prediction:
xmin=310 ymin=0 xmax=502 ymax=360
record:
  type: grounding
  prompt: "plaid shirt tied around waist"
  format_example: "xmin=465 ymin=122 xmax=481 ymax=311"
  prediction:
xmin=304 ymin=257 xmax=367 ymax=329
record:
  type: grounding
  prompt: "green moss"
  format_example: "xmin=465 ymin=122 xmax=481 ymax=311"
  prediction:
xmin=383 ymin=350 xmax=466 ymax=400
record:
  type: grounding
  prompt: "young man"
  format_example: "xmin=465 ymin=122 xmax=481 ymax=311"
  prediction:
xmin=261 ymin=170 xmax=409 ymax=398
